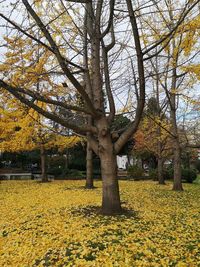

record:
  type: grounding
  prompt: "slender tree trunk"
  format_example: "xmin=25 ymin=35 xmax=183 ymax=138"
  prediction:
xmin=137 ymin=157 xmax=143 ymax=168
xmin=40 ymin=145 xmax=48 ymax=182
xmin=169 ymin=48 xmax=183 ymax=190
xmin=127 ymin=154 xmax=131 ymax=167
xmin=85 ymin=141 xmax=94 ymax=189
xmin=61 ymin=150 xmax=69 ymax=177
xmin=157 ymin=132 xmax=165 ymax=184
xmin=172 ymin=138 xmax=183 ymax=190
xmin=171 ymin=107 xmax=183 ymax=191
xmin=155 ymin=63 xmax=165 ymax=185
xmin=64 ymin=149 xmax=69 ymax=169
xmin=83 ymin=10 xmax=94 ymax=189
xmin=185 ymin=151 xmax=190 ymax=169
xmin=158 ymin=157 xmax=165 ymax=184
xmin=168 ymin=29 xmax=183 ymax=191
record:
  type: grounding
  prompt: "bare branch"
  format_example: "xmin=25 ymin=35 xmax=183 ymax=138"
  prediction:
xmin=115 ymin=0 xmax=145 ymax=153
xmin=102 ymin=44 xmax=116 ymax=122
xmin=143 ymin=0 xmax=199 ymax=55
xmin=66 ymin=0 xmax=91 ymax=3
xmin=22 ymin=0 xmax=98 ymax=117
xmin=0 ymin=79 xmax=97 ymax=135
xmin=101 ymin=0 xmax=115 ymax=39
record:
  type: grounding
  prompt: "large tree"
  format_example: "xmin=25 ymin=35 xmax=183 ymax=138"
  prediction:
xmin=0 ymin=0 xmax=198 ymax=214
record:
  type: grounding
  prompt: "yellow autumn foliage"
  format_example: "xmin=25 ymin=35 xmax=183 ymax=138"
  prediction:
xmin=0 ymin=180 xmax=200 ymax=266
xmin=0 ymin=99 xmax=81 ymax=153
xmin=0 ymin=35 xmax=81 ymax=153
xmin=183 ymin=64 xmax=200 ymax=80
xmin=134 ymin=116 xmax=173 ymax=158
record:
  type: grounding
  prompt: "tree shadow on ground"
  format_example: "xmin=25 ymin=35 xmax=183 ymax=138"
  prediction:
xmin=70 ymin=205 xmax=140 ymax=220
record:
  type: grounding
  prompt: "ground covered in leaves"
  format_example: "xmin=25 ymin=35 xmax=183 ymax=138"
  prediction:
xmin=0 ymin=180 xmax=200 ymax=267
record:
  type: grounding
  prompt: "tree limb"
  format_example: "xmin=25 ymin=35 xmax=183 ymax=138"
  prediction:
xmin=115 ymin=0 xmax=145 ymax=154
xmin=143 ymin=0 xmax=199 ymax=55
xmin=22 ymin=0 xmax=98 ymax=117
xmin=0 ymin=79 xmax=97 ymax=135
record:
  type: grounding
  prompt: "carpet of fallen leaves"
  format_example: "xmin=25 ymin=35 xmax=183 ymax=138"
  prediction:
xmin=0 ymin=180 xmax=200 ymax=267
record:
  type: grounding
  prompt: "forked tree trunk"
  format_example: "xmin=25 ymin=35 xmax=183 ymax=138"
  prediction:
xmin=40 ymin=145 xmax=48 ymax=182
xmin=85 ymin=141 xmax=94 ymax=189
xmin=158 ymin=157 xmax=165 ymax=184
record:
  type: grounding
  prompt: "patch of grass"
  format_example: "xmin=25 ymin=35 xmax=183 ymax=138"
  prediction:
xmin=0 ymin=180 xmax=200 ymax=266
xmin=194 ymin=174 xmax=200 ymax=184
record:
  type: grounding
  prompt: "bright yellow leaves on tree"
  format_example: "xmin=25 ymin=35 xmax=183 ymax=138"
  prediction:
xmin=1 ymin=36 xmax=51 ymax=88
xmin=0 ymin=98 xmax=81 ymax=153
xmin=183 ymin=64 xmax=200 ymax=80
xmin=0 ymin=34 xmax=81 ymax=154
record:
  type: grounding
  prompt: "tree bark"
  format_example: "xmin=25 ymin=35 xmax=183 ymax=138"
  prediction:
xmin=172 ymin=138 xmax=183 ymax=190
xmin=170 ymin=64 xmax=183 ymax=190
xmin=85 ymin=141 xmax=94 ymax=189
xmin=100 ymin=151 xmax=121 ymax=215
xmin=157 ymin=157 xmax=165 ymax=184
xmin=40 ymin=145 xmax=48 ymax=182
xmin=97 ymin=117 xmax=122 ymax=215
xmin=155 ymin=53 xmax=165 ymax=185
xmin=171 ymin=105 xmax=183 ymax=191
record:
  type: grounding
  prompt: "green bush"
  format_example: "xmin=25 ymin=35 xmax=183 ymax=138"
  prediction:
xmin=163 ymin=167 xmax=197 ymax=183
xmin=51 ymin=168 xmax=85 ymax=180
xmin=194 ymin=160 xmax=200 ymax=173
xmin=68 ymin=169 xmax=82 ymax=176
xmin=163 ymin=168 xmax=173 ymax=180
xmin=181 ymin=168 xmax=197 ymax=183
xmin=149 ymin=169 xmax=158 ymax=180
xmin=68 ymin=159 xmax=86 ymax=171
xmin=48 ymin=166 xmax=64 ymax=176
xmin=127 ymin=165 xmax=144 ymax=179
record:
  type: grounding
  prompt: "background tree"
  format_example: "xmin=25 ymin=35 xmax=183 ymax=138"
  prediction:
xmin=138 ymin=1 xmax=200 ymax=190
xmin=134 ymin=115 xmax=173 ymax=184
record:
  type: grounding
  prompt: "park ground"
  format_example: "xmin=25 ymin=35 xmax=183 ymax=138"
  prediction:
xmin=0 ymin=179 xmax=200 ymax=267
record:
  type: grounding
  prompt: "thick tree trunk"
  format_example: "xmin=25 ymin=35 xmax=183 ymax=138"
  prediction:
xmin=85 ymin=141 xmax=94 ymax=189
xmin=158 ymin=157 xmax=165 ymax=184
xmin=40 ymin=145 xmax=48 ymax=182
xmin=100 ymin=151 xmax=122 ymax=215
xmin=97 ymin=118 xmax=122 ymax=215
xmin=85 ymin=4 xmax=122 ymax=214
